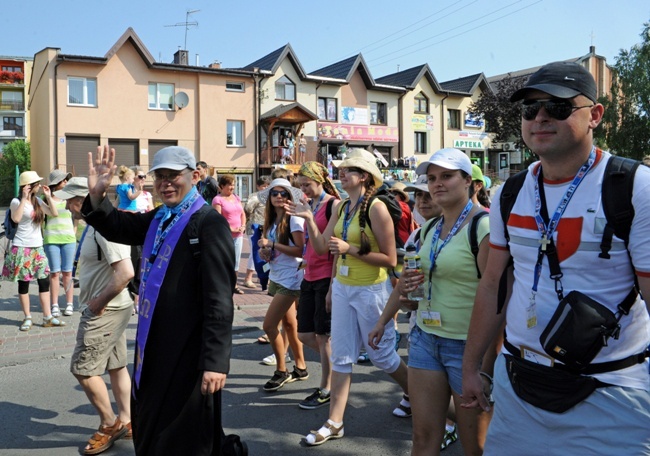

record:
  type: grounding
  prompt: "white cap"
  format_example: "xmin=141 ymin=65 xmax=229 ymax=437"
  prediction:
xmin=415 ymin=148 xmax=473 ymax=176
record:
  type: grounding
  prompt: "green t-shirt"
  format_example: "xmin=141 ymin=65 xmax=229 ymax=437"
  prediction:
xmin=43 ymin=199 xmax=76 ymax=245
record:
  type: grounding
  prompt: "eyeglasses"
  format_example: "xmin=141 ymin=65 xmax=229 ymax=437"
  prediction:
xmin=522 ymin=99 xmax=594 ymax=121
xmin=153 ymin=170 xmax=190 ymax=183
xmin=137 ymin=175 xmax=146 ymax=179
xmin=270 ymin=190 xmax=290 ymax=198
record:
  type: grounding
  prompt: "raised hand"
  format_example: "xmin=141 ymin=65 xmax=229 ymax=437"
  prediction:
xmin=284 ymin=198 xmax=313 ymax=220
xmin=88 ymin=145 xmax=116 ymax=208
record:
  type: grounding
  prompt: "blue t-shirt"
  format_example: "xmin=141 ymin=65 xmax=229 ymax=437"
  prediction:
xmin=116 ymin=183 xmax=137 ymax=211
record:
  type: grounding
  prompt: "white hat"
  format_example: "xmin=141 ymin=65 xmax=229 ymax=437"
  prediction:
xmin=415 ymin=148 xmax=473 ymax=176
xmin=259 ymin=178 xmax=304 ymax=204
xmin=149 ymin=146 xmax=196 ymax=173
xmin=53 ymin=177 xmax=88 ymax=199
xmin=334 ymin=148 xmax=383 ymax=187
xmin=19 ymin=171 xmax=43 ymax=187
xmin=403 ymin=174 xmax=429 ymax=193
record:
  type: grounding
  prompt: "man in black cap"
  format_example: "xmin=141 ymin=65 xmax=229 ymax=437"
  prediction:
xmin=461 ymin=62 xmax=650 ymax=454
xmin=82 ymin=145 xmax=236 ymax=455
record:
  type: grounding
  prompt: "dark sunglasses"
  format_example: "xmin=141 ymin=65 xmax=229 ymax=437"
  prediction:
xmin=270 ymin=190 xmax=290 ymax=198
xmin=137 ymin=175 xmax=146 ymax=179
xmin=522 ymin=99 xmax=594 ymax=121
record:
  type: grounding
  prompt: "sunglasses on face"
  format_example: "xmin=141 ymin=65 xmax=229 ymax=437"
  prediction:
xmin=137 ymin=175 xmax=146 ymax=179
xmin=270 ymin=190 xmax=290 ymax=198
xmin=153 ymin=170 xmax=189 ymax=182
xmin=522 ymin=99 xmax=594 ymax=121
xmin=339 ymin=167 xmax=363 ymax=175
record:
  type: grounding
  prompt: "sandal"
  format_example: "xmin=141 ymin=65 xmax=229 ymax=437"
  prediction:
xmin=234 ymin=287 xmax=244 ymax=295
xmin=304 ymin=421 xmax=344 ymax=446
xmin=123 ymin=422 xmax=132 ymax=440
xmin=392 ymin=394 xmax=412 ymax=418
xmin=257 ymin=334 xmax=270 ymax=344
xmin=84 ymin=417 xmax=128 ymax=455
xmin=43 ymin=316 xmax=66 ymax=328
xmin=19 ymin=316 xmax=32 ymax=331
xmin=64 ymin=303 xmax=74 ymax=316
xmin=51 ymin=304 xmax=61 ymax=318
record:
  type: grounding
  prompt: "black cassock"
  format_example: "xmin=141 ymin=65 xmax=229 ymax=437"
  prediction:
xmin=83 ymin=197 xmax=235 ymax=456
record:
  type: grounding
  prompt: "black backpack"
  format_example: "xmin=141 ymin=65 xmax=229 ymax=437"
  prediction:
xmin=416 ymin=210 xmax=489 ymax=278
xmin=497 ymin=155 xmax=640 ymax=312
xmin=339 ymin=186 xmax=404 ymax=248
xmin=3 ymin=210 xmax=18 ymax=241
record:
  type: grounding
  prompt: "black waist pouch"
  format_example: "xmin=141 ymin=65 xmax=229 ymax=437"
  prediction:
xmin=504 ymin=354 xmax=604 ymax=413
xmin=539 ymin=290 xmax=620 ymax=371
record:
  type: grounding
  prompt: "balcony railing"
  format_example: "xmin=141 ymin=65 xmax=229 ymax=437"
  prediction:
xmin=0 ymin=128 xmax=24 ymax=137
xmin=0 ymin=101 xmax=25 ymax=111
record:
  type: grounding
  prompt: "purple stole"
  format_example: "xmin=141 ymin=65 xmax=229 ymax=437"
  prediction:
xmin=133 ymin=196 xmax=204 ymax=390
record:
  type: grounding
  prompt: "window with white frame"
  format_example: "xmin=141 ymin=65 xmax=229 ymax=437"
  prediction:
xmin=414 ymin=131 xmax=427 ymax=154
xmin=227 ymin=120 xmax=244 ymax=146
xmin=370 ymin=102 xmax=387 ymax=125
xmin=235 ymin=174 xmax=252 ymax=201
xmin=226 ymin=82 xmax=245 ymax=92
xmin=68 ymin=77 xmax=97 ymax=106
xmin=148 ymin=83 xmax=174 ymax=110
xmin=275 ymin=75 xmax=295 ymax=100
xmin=414 ymin=92 xmax=429 ymax=114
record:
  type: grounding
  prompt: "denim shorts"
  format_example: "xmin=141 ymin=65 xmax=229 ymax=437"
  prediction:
xmin=408 ymin=325 xmax=466 ymax=395
xmin=44 ymin=242 xmax=76 ymax=273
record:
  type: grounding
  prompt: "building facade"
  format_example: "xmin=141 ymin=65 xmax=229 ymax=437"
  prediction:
xmin=0 ymin=56 xmax=31 ymax=151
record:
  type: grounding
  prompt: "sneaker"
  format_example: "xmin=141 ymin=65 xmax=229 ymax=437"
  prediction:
xmin=288 ymin=366 xmax=309 ymax=382
xmin=357 ymin=351 xmax=370 ymax=363
xmin=441 ymin=425 xmax=458 ymax=451
xmin=263 ymin=370 xmax=292 ymax=392
xmin=299 ymin=388 xmax=330 ymax=410
xmin=262 ymin=353 xmax=291 ymax=366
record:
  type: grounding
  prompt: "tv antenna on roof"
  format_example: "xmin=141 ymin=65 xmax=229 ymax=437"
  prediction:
xmin=165 ymin=9 xmax=200 ymax=50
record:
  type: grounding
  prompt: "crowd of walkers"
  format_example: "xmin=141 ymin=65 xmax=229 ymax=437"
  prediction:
xmin=6 ymin=63 xmax=649 ymax=456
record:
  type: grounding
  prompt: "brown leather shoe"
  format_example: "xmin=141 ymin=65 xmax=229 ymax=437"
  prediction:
xmin=84 ymin=418 xmax=128 ymax=455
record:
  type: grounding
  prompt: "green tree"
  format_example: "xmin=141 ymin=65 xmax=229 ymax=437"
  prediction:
xmin=597 ymin=21 xmax=650 ymax=159
xmin=468 ymin=74 xmax=527 ymax=147
xmin=0 ymin=140 xmax=31 ymax=205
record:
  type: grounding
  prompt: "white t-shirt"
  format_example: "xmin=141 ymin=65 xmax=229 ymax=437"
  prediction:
xmin=135 ymin=191 xmax=153 ymax=213
xmin=10 ymin=198 xmax=46 ymax=247
xmin=268 ymin=216 xmax=305 ymax=290
xmin=79 ymin=225 xmax=132 ymax=311
xmin=490 ymin=150 xmax=650 ymax=389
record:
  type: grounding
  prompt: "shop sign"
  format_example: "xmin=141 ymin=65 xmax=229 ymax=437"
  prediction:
xmin=453 ymin=139 xmax=484 ymax=150
xmin=412 ymin=114 xmax=434 ymax=131
xmin=317 ymin=122 xmax=399 ymax=142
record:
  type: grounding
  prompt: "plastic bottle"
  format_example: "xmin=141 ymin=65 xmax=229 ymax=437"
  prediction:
xmin=403 ymin=243 xmax=425 ymax=301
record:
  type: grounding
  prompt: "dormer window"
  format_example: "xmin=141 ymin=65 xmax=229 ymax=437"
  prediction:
xmin=275 ymin=76 xmax=295 ymax=101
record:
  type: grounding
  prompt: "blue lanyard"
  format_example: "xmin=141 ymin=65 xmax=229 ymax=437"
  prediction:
xmin=530 ymin=148 xmax=595 ymax=293
xmin=427 ymin=200 xmax=474 ymax=300
xmin=72 ymin=226 xmax=89 ymax=277
xmin=341 ymin=197 xmax=363 ymax=260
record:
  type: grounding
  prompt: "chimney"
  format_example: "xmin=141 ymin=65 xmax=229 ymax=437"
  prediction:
xmin=589 ymin=45 xmax=595 ymax=54
xmin=174 ymin=50 xmax=189 ymax=65
xmin=209 ymin=61 xmax=221 ymax=69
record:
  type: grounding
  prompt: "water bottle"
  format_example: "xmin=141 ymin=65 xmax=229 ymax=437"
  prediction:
xmin=403 ymin=243 xmax=425 ymax=301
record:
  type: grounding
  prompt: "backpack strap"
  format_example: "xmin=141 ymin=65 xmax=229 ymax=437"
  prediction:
xmin=325 ymin=197 xmax=335 ymax=222
xmin=187 ymin=204 xmax=212 ymax=261
xmin=417 ymin=216 xmax=441 ymax=247
xmin=497 ymin=170 xmax=527 ymax=314
xmin=599 ymin=155 xmax=639 ymax=259
xmin=469 ymin=210 xmax=489 ymax=278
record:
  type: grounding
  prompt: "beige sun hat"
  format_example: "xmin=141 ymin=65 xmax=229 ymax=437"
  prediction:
xmin=389 ymin=181 xmax=409 ymax=202
xmin=334 ymin=148 xmax=383 ymax=187
xmin=258 ymin=178 xmax=304 ymax=204
xmin=19 ymin=171 xmax=43 ymax=187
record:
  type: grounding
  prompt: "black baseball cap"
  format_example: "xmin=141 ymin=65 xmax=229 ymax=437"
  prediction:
xmin=510 ymin=61 xmax=597 ymax=103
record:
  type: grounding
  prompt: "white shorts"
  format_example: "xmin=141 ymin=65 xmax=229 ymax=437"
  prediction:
xmin=330 ymin=278 xmax=400 ymax=373
xmin=485 ymin=354 xmax=650 ymax=455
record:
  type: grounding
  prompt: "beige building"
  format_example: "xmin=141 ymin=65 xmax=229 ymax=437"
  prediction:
xmin=0 ymin=56 xmax=32 ymax=150
xmin=29 ymin=28 xmax=257 ymax=196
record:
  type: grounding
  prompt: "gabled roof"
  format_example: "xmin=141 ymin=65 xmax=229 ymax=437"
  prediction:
xmin=375 ymin=64 xmax=442 ymax=92
xmin=310 ymin=54 xmax=388 ymax=90
xmin=439 ymin=73 xmax=492 ymax=96
xmin=260 ymin=102 xmax=318 ymax=122
xmin=240 ymin=43 xmax=308 ymax=78
xmin=56 ymin=27 xmax=254 ymax=78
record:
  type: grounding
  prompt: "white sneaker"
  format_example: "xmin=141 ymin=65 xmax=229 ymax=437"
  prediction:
xmin=262 ymin=353 xmax=291 ymax=366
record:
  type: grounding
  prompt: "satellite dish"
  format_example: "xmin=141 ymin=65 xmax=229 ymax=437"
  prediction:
xmin=174 ymin=92 xmax=189 ymax=109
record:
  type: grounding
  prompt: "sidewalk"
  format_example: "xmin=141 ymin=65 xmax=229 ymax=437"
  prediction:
xmin=0 ymin=236 xmax=271 ymax=367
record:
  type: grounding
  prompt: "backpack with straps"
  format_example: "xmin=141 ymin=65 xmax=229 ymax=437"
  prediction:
xmin=497 ymin=154 xmax=640 ymax=313
xmin=417 ymin=210 xmax=489 ymax=279
xmin=3 ymin=209 xmax=18 ymax=241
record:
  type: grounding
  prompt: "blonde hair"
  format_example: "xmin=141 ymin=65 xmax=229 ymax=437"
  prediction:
xmin=118 ymin=165 xmax=134 ymax=182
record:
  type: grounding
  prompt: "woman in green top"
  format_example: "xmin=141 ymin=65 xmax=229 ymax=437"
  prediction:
xmin=43 ymin=169 xmax=77 ymax=317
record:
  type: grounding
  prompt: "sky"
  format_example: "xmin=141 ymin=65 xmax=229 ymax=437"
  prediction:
xmin=6 ymin=1 xmax=649 ymax=82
